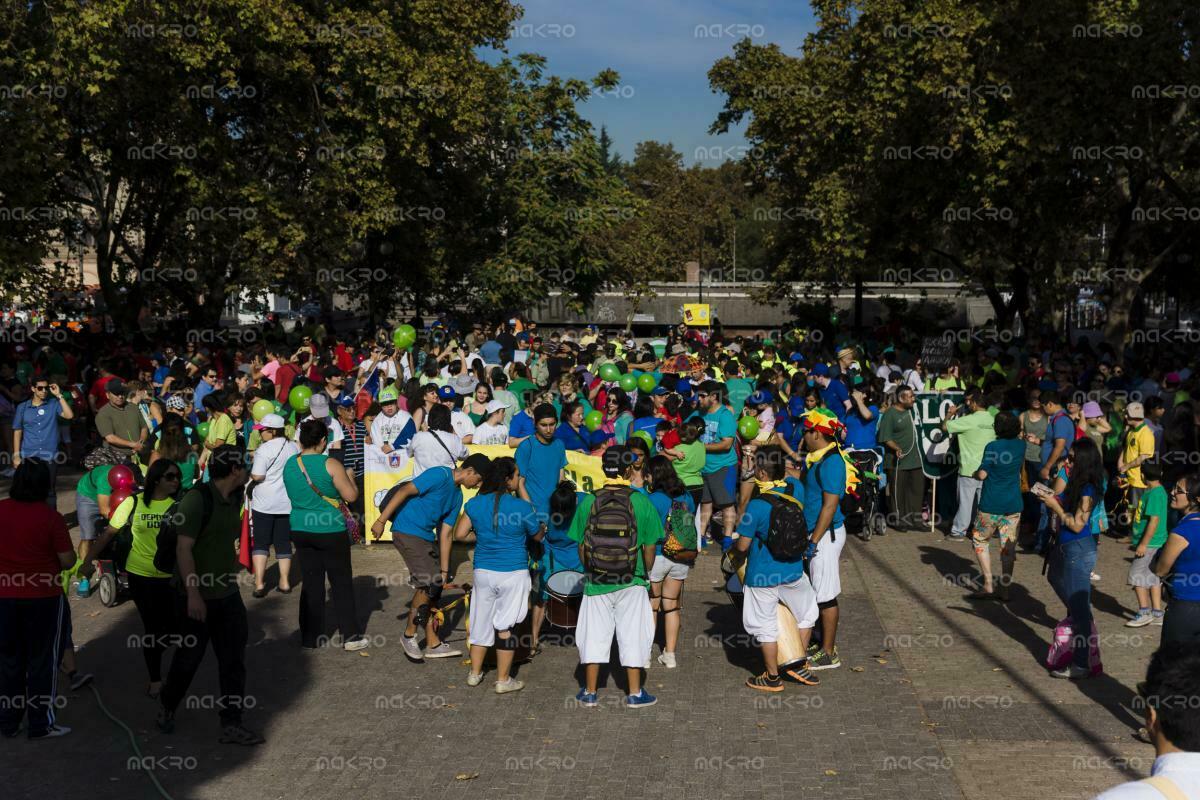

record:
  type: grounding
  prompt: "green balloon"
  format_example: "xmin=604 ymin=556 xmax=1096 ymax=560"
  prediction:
xmin=289 ymin=384 xmax=313 ymax=413
xmin=599 ymin=363 xmax=620 ymax=382
xmin=737 ymin=415 xmax=760 ymax=440
xmin=636 ymin=373 xmax=657 ymax=393
xmin=618 ymin=373 xmax=638 ymax=392
xmin=584 ymin=410 xmax=604 ymax=432
xmin=196 ymin=421 xmax=211 ymax=439
xmin=632 ymin=430 xmax=655 ymax=449
xmin=393 ymin=324 xmax=416 ymax=350
xmin=251 ymin=398 xmax=274 ymax=421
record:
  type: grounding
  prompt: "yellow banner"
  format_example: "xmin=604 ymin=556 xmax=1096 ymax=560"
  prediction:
xmin=682 ymin=303 xmax=711 ymax=327
xmin=363 ymin=444 xmax=605 ymax=542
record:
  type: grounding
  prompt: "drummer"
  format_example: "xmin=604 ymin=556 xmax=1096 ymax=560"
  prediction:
xmin=451 ymin=457 xmax=543 ymax=694
xmin=645 ymin=455 xmax=696 ymax=669
xmin=734 ymin=448 xmax=821 ymax=691
xmin=530 ymin=480 xmax=587 ymax=654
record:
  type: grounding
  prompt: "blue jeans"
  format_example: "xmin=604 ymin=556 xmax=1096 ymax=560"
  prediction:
xmin=1047 ymin=536 xmax=1098 ymax=669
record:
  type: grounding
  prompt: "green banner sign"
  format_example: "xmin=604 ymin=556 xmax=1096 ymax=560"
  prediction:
xmin=914 ymin=391 xmax=963 ymax=479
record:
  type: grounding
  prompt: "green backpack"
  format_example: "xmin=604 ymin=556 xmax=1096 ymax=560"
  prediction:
xmin=661 ymin=497 xmax=698 ymax=565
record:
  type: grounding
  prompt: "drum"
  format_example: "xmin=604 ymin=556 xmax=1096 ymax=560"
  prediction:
xmin=776 ymin=602 xmax=805 ymax=668
xmin=545 ymin=570 xmax=585 ymax=629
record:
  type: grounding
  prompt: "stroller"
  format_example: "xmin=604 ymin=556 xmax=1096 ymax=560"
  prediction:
xmin=841 ymin=448 xmax=886 ymax=541
xmin=92 ymin=524 xmax=133 ymax=607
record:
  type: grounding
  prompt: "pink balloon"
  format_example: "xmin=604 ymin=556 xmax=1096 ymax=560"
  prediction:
xmin=108 ymin=465 xmax=136 ymax=491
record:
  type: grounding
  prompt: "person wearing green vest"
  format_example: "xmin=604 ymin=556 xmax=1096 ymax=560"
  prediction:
xmin=943 ymin=387 xmax=997 ymax=540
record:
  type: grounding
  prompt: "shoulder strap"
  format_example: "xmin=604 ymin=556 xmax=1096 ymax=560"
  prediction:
xmin=1141 ymin=775 xmax=1187 ymax=800
xmin=430 ymin=430 xmax=457 ymax=462
xmin=198 ymin=484 xmax=216 ymax=531
xmin=295 ymin=455 xmax=329 ymax=503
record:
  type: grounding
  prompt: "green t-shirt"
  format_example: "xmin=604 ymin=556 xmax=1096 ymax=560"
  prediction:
xmin=282 ymin=454 xmax=344 ymax=533
xmin=1132 ymin=484 xmax=1169 ymax=549
xmin=110 ymin=495 xmax=174 ymax=579
xmin=76 ymin=464 xmax=113 ymax=500
xmin=725 ymin=378 xmax=756 ymax=416
xmin=672 ymin=441 xmax=706 ymax=487
xmin=206 ymin=412 xmax=237 ymax=448
xmin=567 ymin=483 xmax=663 ymax=596
xmin=877 ymin=407 xmax=921 ymax=469
xmin=507 ymin=378 xmax=538 ymax=409
xmin=177 ymin=485 xmax=242 ymax=599
xmin=945 ymin=410 xmax=997 ymax=475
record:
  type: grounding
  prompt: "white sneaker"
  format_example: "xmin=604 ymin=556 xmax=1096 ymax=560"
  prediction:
xmin=400 ymin=635 xmax=424 ymax=661
xmin=344 ymin=636 xmax=369 ymax=651
xmin=657 ymin=652 xmax=677 ymax=669
xmin=466 ymin=672 xmax=484 ymax=687
xmin=495 ymin=678 xmax=524 ymax=694
xmin=1090 ymin=572 xmax=1101 ymax=582
xmin=30 ymin=725 xmax=71 ymax=739
xmin=424 ymin=642 xmax=462 ymax=659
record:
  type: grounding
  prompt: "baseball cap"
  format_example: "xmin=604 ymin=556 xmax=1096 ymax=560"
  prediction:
xmin=788 ymin=396 xmax=806 ymax=419
xmin=105 ymin=378 xmax=127 ymax=396
xmin=1165 ymin=371 xmax=1182 ymax=386
xmin=309 ymin=394 xmax=330 ymax=418
xmin=676 ymin=378 xmax=694 ymax=395
xmin=747 ymin=390 xmax=772 ymax=406
xmin=811 ymin=363 xmax=830 ymax=377
xmin=1126 ymin=401 xmax=1145 ymax=419
xmin=437 ymin=385 xmax=457 ymax=401
xmin=1082 ymin=401 xmax=1103 ymax=419
xmin=485 ymin=398 xmax=510 ymax=415
xmin=651 ymin=386 xmax=670 ymax=396
xmin=788 ymin=352 xmax=805 ymax=363
xmin=165 ymin=394 xmax=188 ymax=411
xmin=378 ymin=385 xmax=400 ymax=403
xmin=255 ymin=413 xmax=286 ymax=430
xmin=336 ymin=396 xmax=356 ymax=410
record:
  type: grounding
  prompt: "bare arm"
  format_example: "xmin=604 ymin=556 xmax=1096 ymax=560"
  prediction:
xmin=327 ymin=458 xmax=357 ymax=503
xmin=1153 ymin=533 xmax=1188 ymax=577
xmin=809 ymin=492 xmax=841 ymax=545
xmin=370 ymin=481 xmax=418 ymax=537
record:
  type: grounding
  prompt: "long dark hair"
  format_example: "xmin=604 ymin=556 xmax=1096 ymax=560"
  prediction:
xmin=1062 ymin=438 xmax=1105 ymax=516
xmin=549 ymin=480 xmax=578 ymax=530
xmin=9 ymin=458 xmax=50 ymax=503
xmin=143 ymin=458 xmax=181 ymax=504
xmin=426 ymin=403 xmax=453 ymax=434
xmin=480 ymin=456 xmax=518 ymax=527
xmin=647 ymin=455 xmax=685 ymax=498
xmin=633 ymin=394 xmax=655 ymax=419
xmin=157 ymin=415 xmax=194 ymax=463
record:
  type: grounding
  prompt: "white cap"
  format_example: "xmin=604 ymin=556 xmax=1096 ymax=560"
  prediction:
xmin=257 ymin=413 xmax=286 ymax=429
xmin=485 ymin=399 xmax=511 ymax=415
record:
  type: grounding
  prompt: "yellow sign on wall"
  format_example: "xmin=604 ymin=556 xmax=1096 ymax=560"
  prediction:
xmin=682 ymin=303 xmax=711 ymax=327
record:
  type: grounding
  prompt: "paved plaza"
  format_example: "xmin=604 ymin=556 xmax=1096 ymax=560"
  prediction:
xmin=2 ymin=480 xmax=1154 ymax=800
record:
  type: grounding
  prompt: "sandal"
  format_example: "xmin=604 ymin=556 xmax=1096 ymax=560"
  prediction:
xmin=276 ymin=586 xmax=292 ymax=594
xmin=967 ymin=590 xmax=999 ymax=600
xmin=252 ymin=588 xmax=268 ymax=599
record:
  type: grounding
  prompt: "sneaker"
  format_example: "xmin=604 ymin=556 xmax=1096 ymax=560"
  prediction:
xmin=1152 ymin=613 xmax=1165 ymax=626
xmin=745 ymin=672 xmax=785 ymax=692
xmin=68 ymin=671 xmax=94 ymax=691
xmin=574 ymin=689 xmax=599 ymax=708
xmin=343 ymin=636 xmax=369 ymax=652
xmin=423 ymin=642 xmax=462 ymax=659
xmin=783 ymin=664 xmax=820 ymax=686
xmin=494 ymin=678 xmax=524 ymax=695
xmin=400 ymin=635 xmax=424 ymax=662
xmin=806 ymin=642 xmax=822 ymax=657
xmin=1126 ymin=612 xmax=1154 ymax=628
xmin=155 ymin=708 xmax=175 ymax=734
xmin=946 ymin=532 xmax=967 ymax=541
xmin=657 ymin=652 xmax=677 ymax=669
xmin=76 ymin=578 xmax=90 ymax=598
xmin=808 ymin=648 xmax=841 ymax=671
xmin=1050 ymin=664 xmax=1091 ymax=680
xmin=29 ymin=725 xmax=71 ymax=740
xmin=466 ymin=672 xmax=484 ymax=687
xmin=1090 ymin=572 xmax=1101 ymax=582
xmin=625 ymin=689 xmax=657 ymax=708
xmin=218 ymin=723 xmax=265 ymax=745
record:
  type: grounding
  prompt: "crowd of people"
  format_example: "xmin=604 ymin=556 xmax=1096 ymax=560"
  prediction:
xmin=1 ymin=315 xmax=1199 ymax=796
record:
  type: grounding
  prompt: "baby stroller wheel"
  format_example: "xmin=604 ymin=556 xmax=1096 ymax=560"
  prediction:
xmin=98 ymin=572 xmax=119 ymax=607
xmin=870 ymin=513 xmax=886 ymax=539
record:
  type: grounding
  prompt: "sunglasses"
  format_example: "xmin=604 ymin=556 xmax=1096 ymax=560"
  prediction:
xmin=33 ymin=385 xmax=48 ymax=391
xmin=696 ymin=392 xmax=711 ymax=398
xmin=1171 ymin=486 xmax=1188 ymax=496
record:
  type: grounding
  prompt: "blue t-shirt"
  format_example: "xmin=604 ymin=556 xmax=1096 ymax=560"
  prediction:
xmin=700 ymin=407 xmax=738 ymax=473
xmin=783 ymin=476 xmax=804 ymax=502
xmin=1040 ymin=411 xmax=1075 ymax=469
xmin=479 ymin=340 xmax=503 ymax=364
xmin=1169 ymin=513 xmax=1200 ymax=601
xmin=631 ymin=416 xmax=661 ymax=445
xmin=193 ymin=379 xmax=215 ymax=413
xmin=774 ymin=414 xmax=804 ymax=454
xmin=843 ymin=405 xmax=879 ymax=450
xmin=1057 ymin=484 xmax=1101 ymax=545
xmin=648 ymin=490 xmax=697 ymax=556
xmin=554 ymin=422 xmax=602 ymax=453
xmin=803 ymin=450 xmax=846 ymax=531
xmin=390 ymin=466 xmax=463 ymax=542
xmin=978 ymin=439 xmax=1025 ymax=515
xmin=13 ymin=398 xmax=63 ymax=459
xmin=515 ymin=436 xmax=567 ymax=515
xmin=820 ymin=380 xmax=850 ymax=420
xmin=466 ymin=493 xmax=540 ymax=573
xmin=508 ymin=410 xmax=535 ymax=441
xmin=543 ymin=491 xmax=586 ymax=572
xmin=738 ymin=492 xmax=805 ymax=587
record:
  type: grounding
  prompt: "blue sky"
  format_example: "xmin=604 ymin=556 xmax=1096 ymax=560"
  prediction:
xmin=486 ymin=0 xmax=818 ymax=166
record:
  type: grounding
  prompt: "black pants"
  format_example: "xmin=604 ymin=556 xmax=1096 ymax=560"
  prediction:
xmin=292 ymin=532 xmax=360 ymax=647
xmin=1162 ymin=599 xmax=1200 ymax=644
xmin=0 ymin=595 xmax=64 ymax=736
xmin=889 ymin=463 xmax=926 ymax=530
xmin=127 ymin=574 xmax=178 ymax=683
xmin=160 ymin=591 xmax=249 ymax=726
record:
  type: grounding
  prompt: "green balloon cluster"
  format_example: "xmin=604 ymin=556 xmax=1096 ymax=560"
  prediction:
xmin=599 ymin=363 xmax=620 ymax=382
xmin=636 ymin=373 xmax=657 ymax=393
xmin=584 ymin=410 xmax=604 ymax=431
xmin=618 ymin=373 xmax=638 ymax=392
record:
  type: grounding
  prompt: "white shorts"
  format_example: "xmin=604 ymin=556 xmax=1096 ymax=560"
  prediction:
xmin=742 ymin=576 xmax=819 ymax=643
xmin=808 ymin=526 xmax=847 ymax=603
xmin=576 ymin=585 xmax=654 ymax=668
xmin=468 ymin=569 xmax=531 ymax=647
xmin=649 ymin=554 xmax=690 ymax=583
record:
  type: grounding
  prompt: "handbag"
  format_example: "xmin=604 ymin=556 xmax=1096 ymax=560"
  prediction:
xmin=296 ymin=455 xmax=361 ymax=543
xmin=238 ymin=510 xmax=253 ymax=571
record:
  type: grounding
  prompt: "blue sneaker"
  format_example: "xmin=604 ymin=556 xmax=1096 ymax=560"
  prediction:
xmin=625 ymin=689 xmax=657 ymax=709
xmin=76 ymin=578 xmax=90 ymax=598
xmin=574 ymin=689 xmax=598 ymax=708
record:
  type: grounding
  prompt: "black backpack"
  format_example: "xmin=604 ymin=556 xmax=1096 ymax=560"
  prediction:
xmin=582 ymin=485 xmax=639 ymax=584
xmin=759 ymin=490 xmax=810 ymax=561
xmin=154 ymin=485 xmax=215 ymax=575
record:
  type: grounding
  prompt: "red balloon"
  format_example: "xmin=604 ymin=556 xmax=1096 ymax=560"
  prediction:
xmin=108 ymin=487 xmax=134 ymax=519
xmin=108 ymin=465 xmax=136 ymax=491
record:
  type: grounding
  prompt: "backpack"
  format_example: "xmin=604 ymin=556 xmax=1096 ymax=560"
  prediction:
xmin=582 ymin=486 xmax=640 ymax=584
xmin=154 ymin=485 xmax=215 ymax=575
xmin=760 ymin=490 xmax=810 ymax=561
xmin=661 ymin=497 xmax=698 ymax=564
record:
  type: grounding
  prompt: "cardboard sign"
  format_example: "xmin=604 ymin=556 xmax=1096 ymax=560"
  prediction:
xmin=683 ymin=304 xmax=711 ymax=327
xmin=920 ymin=336 xmax=956 ymax=373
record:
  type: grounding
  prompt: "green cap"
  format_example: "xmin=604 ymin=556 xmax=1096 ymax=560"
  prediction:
xmin=378 ymin=385 xmax=399 ymax=403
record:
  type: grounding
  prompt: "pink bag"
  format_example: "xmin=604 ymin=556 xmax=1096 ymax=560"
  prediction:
xmin=1046 ymin=618 xmax=1103 ymax=676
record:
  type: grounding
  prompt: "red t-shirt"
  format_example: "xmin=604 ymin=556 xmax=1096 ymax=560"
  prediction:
xmin=0 ymin=499 xmax=72 ymax=599
xmin=274 ymin=363 xmax=302 ymax=401
xmin=90 ymin=374 xmax=118 ymax=410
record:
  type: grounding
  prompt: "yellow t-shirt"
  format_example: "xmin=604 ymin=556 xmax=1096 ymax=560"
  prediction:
xmin=1123 ymin=423 xmax=1155 ymax=489
xmin=206 ymin=413 xmax=237 ymax=447
xmin=109 ymin=495 xmax=175 ymax=578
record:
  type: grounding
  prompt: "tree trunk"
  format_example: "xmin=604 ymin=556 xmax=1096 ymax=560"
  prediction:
xmin=1103 ymin=279 xmax=1141 ymax=349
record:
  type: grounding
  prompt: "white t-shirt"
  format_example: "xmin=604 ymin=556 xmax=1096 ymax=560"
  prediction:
xmin=407 ymin=430 xmax=467 ymax=476
xmin=472 ymin=422 xmax=509 ymax=446
xmin=293 ymin=416 xmax=344 ymax=453
xmin=249 ymin=438 xmax=300 ymax=515
xmin=371 ymin=408 xmax=416 ymax=451
xmin=1093 ymin=753 xmax=1200 ymax=800
xmin=904 ymin=369 xmax=925 ymax=393
xmin=450 ymin=410 xmax=476 ymax=441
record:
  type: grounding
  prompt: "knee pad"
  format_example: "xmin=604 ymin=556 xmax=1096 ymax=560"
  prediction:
xmin=414 ymin=603 xmax=431 ymax=627
xmin=817 ymin=598 xmax=838 ymax=611
xmin=661 ymin=595 xmax=682 ymax=615
xmin=425 ymin=583 xmax=444 ymax=605
xmin=495 ymin=628 xmax=518 ymax=650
